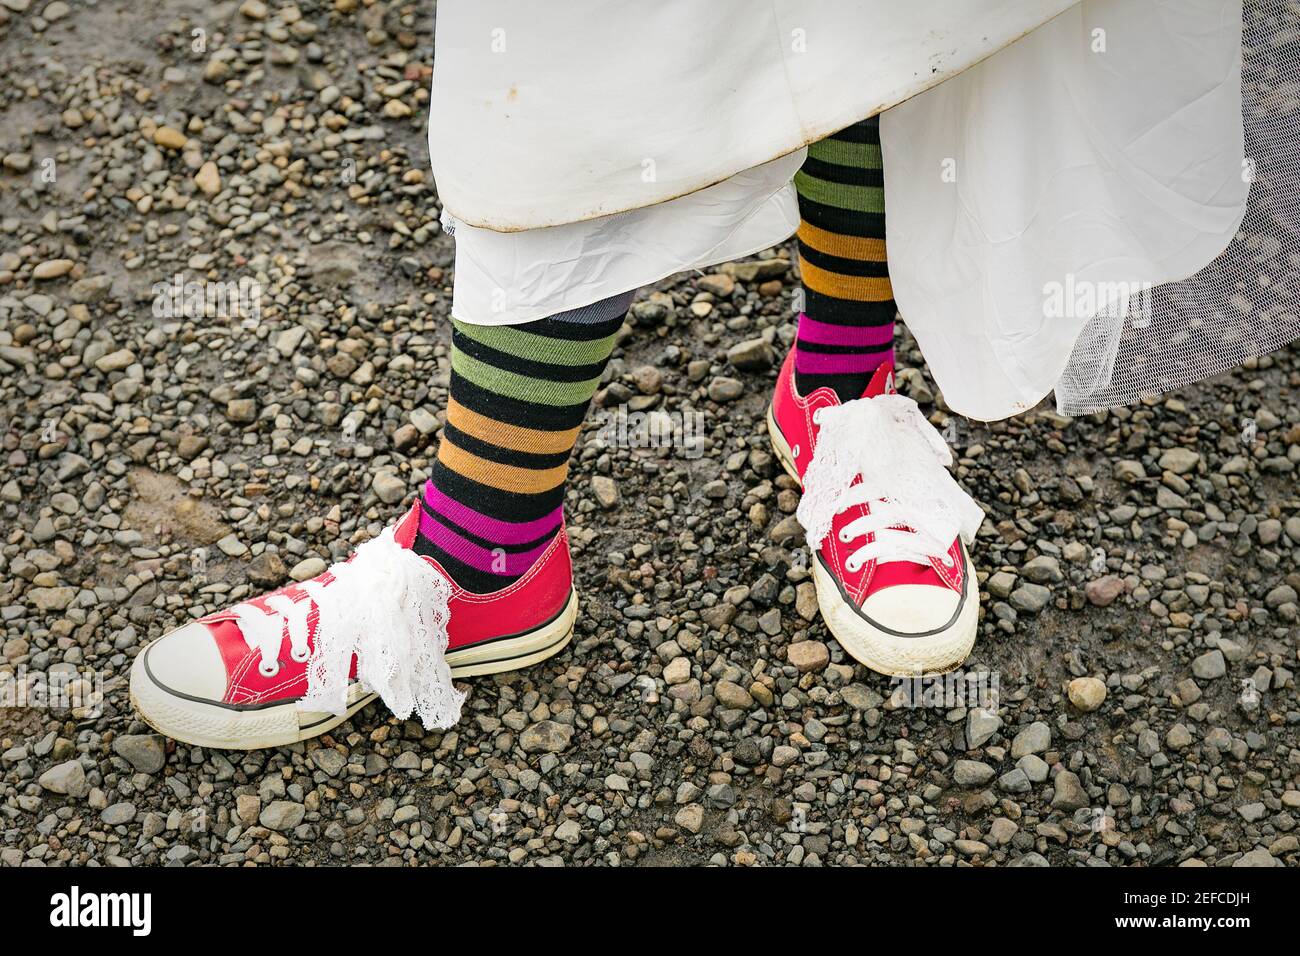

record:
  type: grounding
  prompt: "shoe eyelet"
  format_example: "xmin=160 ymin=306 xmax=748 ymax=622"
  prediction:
xmin=792 ymin=444 xmax=800 ymax=459
xmin=290 ymin=646 xmax=310 ymax=663
xmin=845 ymin=558 xmax=861 ymax=573
xmin=838 ymin=529 xmax=851 ymax=543
xmin=258 ymin=658 xmax=281 ymax=678
xmin=812 ymin=409 xmax=823 ymax=425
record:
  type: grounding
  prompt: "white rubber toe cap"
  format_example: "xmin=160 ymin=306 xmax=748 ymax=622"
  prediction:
xmin=138 ymin=623 xmax=229 ymax=703
xmin=860 ymin=583 xmax=963 ymax=636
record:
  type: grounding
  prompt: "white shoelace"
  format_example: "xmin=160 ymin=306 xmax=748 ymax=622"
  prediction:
xmin=230 ymin=526 xmax=466 ymax=730
xmin=795 ymin=393 xmax=985 ymax=569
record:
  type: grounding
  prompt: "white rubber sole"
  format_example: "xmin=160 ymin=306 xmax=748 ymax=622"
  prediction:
xmin=810 ymin=543 xmax=978 ymax=677
xmin=768 ymin=404 xmax=977 ymax=677
xmin=129 ymin=590 xmax=579 ymax=750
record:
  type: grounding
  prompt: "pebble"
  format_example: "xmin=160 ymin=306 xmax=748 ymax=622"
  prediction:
xmin=33 ymin=258 xmax=75 ymax=280
xmin=714 ymin=680 xmax=753 ymax=709
xmin=986 ymin=570 xmax=1016 ymax=598
xmin=1085 ymin=575 xmax=1125 ymax=607
xmin=194 ymin=162 xmax=222 ymax=196
xmin=112 ymin=735 xmax=166 ymax=774
xmin=967 ymin=709 xmax=1002 ymax=749
xmin=216 ymin=534 xmax=249 ymax=557
xmin=1010 ymin=722 xmax=1051 ymax=758
xmin=1067 ymin=677 xmax=1107 ymax=712
xmin=520 ymin=721 xmax=573 ymax=754
xmin=663 ymin=657 xmax=691 ymax=685
xmin=1191 ymin=649 xmax=1226 ymax=680
xmin=727 ymin=338 xmax=773 ymax=371
xmin=1166 ymin=723 xmax=1193 ymax=749
xmin=1009 ymin=583 xmax=1051 ymax=613
xmin=153 ymin=126 xmax=189 ymax=149
xmin=410 ymin=407 xmax=439 ymax=434
xmin=259 ymin=801 xmax=306 ymax=831
xmin=989 ymin=818 xmax=1019 ymax=845
xmin=674 ymin=804 xmax=704 ymax=834
xmin=94 ymin=348 xmax=136 ymax=373
xmin=371 ymin=472 xmax=406 ymax=505
xmin=102 ymin=803 xmax=138 ymax=826
xmin=554 ymin=819 xmax=582 ymax=844
xmin=1018 ymin=754 xmax=1049 ymax=783
xmin=1021 ymin=555 xmax=1063 ymax=584
xmin=592 ymin=476 xmax=620 ymax=509
xmin=998 ymin=769 xmax=1032 ymax=794
xmin=38 ymin=760 xmax=87 ymax=797
xmin=953 ymin=759 xmax=995 ymax=786
xmin=1049 ymin=770 xmax=1089 ymax=811
xmin=248 ymin=552 xmax=287 ymax=586
xmin=226 ymin=398 xmax=258 ymax=423
xmin=1158 ymin=447 xmax=1201 ymax=474
xmin=1233 ymin=848 xmax=1280 ymax=867
xmin=707 ymin=377 xmax=744 ymax=402
xmin=787 ymin=640 xmax=830 ymax=673
xmin=236 ymin=795 xmax=262 ymax=825
xmin=291 ymin=557 xmax=327 ymax=581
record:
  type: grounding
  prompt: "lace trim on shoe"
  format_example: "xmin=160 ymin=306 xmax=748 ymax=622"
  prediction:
xmin=231 ymin=526 xmax=466 ymax=730
xmin=795 ymin=394 xmax=985 ymax=568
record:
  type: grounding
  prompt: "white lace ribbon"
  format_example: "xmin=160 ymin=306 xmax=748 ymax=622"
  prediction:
xmin=231 ymin=527 xmax=466 ymax=730
xmin=795 ymin=394 xmax=985 ymax=567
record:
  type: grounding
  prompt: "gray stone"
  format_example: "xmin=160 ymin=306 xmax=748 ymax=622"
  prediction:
xmin=259 ymin=801 xmax=306 ymax=831
xmin=1009 ymin=583 xmax=1051 ymax=613
xmin=1017 ymin=754 xmax=1050 ymax=784
xmin=952 ymin=759 xmax=995 ymax=787
xmin=1192 ymin=649 xmax=1226 ymax=680
xmin=966 ymin=708 xmax=1002 ymax=749
xmin=554 ymin=819 xmax=582 ymax=844
xmin=520 ymin=720 xmax=573 ymax=754
xmin=371 ymin=471 xmax=406 ymax=505
xmin=1050 ymin=770 xmax=1089 ymax=811
xmin=1022 ymin=555 xmax=1063 ymax=584
xmin=1233 ymin=848 xmax=1280 ymax=867
xmin=674 ymin=804 xmax=705 ymax=834
xmin=1010 ymin=721 xmax=1051 ymax=758
xmin=726 ymin=338 xmax=773 ymax=371
xmin=1158 ymin=447 xmax=1201 ymax=474
xmin=290 ymin=557 xmax=327 ymax=581
xmin=39 ymin=760 xmax=87 ymax=797
xmin=112 ymin=735 xmax=166 ymax=774
xmin=310 ymin=748 xmax=347 ymax=776
xmin=101 ymin=802 xmax=138 ymax=826
xmin=998 ymin=768 xmax=1032 ymax=794
xmin=592 ymin=475 xmax=620 ymax=509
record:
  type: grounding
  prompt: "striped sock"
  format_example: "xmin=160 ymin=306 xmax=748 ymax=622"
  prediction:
xmin=793 ymin=116 xmax=896 ymax=402
xmin=415 ymin=292 xmax=633 ymax=593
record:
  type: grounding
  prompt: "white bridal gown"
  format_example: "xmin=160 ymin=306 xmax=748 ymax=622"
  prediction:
xmin=429 ymin=0 xmax=1300 ymax=419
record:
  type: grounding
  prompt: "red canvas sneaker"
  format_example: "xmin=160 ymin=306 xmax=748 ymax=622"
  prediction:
xmin=128 ymin=500 xmax=577 ymax=749
xmin=767 ymin=350 xmax=984 ymax=676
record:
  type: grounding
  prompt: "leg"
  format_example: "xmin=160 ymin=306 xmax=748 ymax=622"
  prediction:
xmin=415 ymin=292 xmax=632 ymax=592
xmin=792 ymin=115 xmax=896 ymax=402
xmin=768 ymin=116 xmax=981 ymax=678
xmin=130 ymin=290 xmax=636 ymax=748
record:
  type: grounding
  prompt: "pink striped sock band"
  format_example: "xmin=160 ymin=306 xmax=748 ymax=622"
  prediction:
xmin=417 ymin=508 xmax=554 ymax=576
xmin=794 ymin=349 xmax=889 ymax=376
xmin=423 ymin=482 xmax=562 ymax=546
xmin=794 ymin=314 xmax=894 ymax=348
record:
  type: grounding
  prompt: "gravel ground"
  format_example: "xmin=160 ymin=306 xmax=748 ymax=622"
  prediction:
xmin=1 ymin=1 xmax=1298 ymax=868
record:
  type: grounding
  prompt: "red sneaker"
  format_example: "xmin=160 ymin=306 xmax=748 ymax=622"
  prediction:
xmin=767 ymin=351 xmax=983 ymax=676
xmin=128 ymin=501 xmax=577 ymax=749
